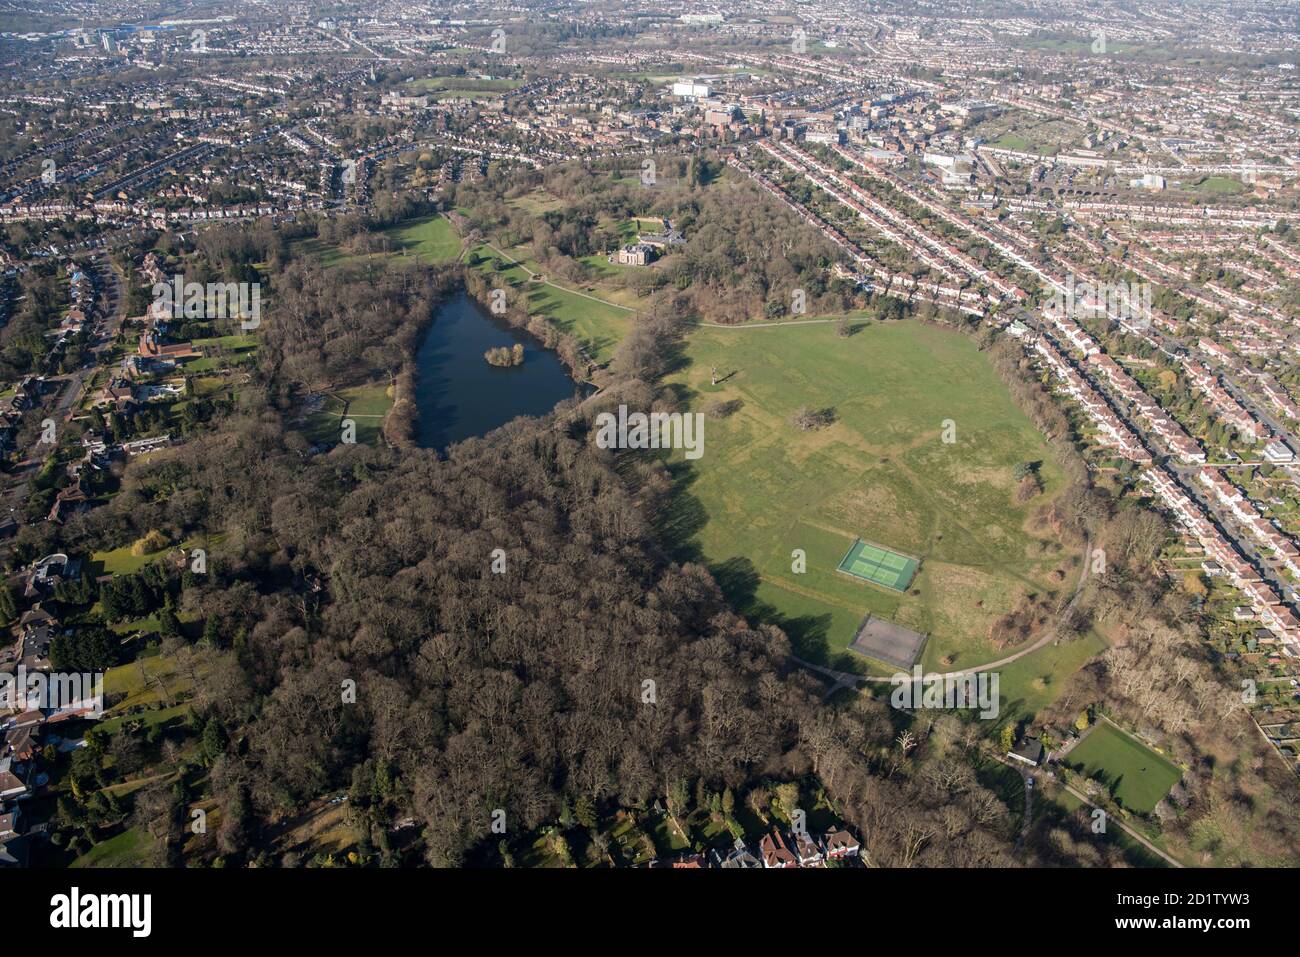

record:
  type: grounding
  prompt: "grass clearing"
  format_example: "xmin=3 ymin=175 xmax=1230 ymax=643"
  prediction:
xmin=71 ymin=827 xmax=157 ymax=868
xmin=380 ymin=215 xmax=462 ymax=263
xmin=996 ymin=630 xmax=1107 ymax=723
xmin=91 ymin=534 xmax=208 ymax=578
xmin=405 ymin=76 xmax=524 ymax=98
xmin=1190 ymin=175 xmax=1245 ymax=196
xmin=97 ymin=701 xmax=192 ymax=736
xmin=292 ymin=215 xmax=462 ymax=270
xmin=103 ymin=648 xmax=206 ymax=714
xmin=304 ymin=380 xmax=393 ymax=446
xmin=506 ymin=188 xmax=566 ymax=216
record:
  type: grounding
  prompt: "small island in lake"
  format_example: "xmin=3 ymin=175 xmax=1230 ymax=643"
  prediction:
xmin=484 ymin=343 xmax=525 ymax=367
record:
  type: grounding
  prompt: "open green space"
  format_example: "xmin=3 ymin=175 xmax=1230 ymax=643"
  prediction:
xmin=303 ymin=380 xmax=392 ymax=447
xmin=662 ymin=319 xmax=1072 ymax=674
xmin=506 ymin=188 xmax=566 ymax=216
xmin=103 ymin=646 xmax=208 ymax=714
xmin=405 ymin=76 xmax=524 ymax=100
xmin=1190 ymin=175 xmax=1245 ymax=196
xmin=379 ymin=215 xmax=462 ymax=262
xmin=292 ymin=215 xmax=462 ymax=270
xmin=470 ymin=244 xmax=633 ymax=363
xmin=97 ymin=701 xmax=192 ymax=736
xmin=1065 ymin=721 xmax=1182 ymax=814
xmin=996 ymin=629 xmax=1107 ymax=723
xmin=186 ymin=333 xmax=258 ymax=374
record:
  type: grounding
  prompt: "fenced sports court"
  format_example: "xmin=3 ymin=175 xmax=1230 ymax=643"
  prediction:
xmin=835 ymin=538 xmax=920 ymax=592
xmin=848 ymin=614 xmax=928 ymax=668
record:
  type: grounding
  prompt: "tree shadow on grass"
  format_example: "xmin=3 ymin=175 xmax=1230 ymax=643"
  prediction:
xmin=658 ymin=460 xmax=707 ymax=560
xmin=706 ymin=555 xmax=837 ymax=666
xmin=661 ymin=336 xmax=692 ymax=378
xmin=997 ymin=695 xmax=1036 ymax=727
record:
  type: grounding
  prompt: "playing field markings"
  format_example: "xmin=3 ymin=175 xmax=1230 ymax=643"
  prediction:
xmin=836 ymin=538 xmax=920 ymax=593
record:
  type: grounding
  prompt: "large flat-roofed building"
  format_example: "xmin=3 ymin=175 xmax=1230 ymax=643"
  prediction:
xmin=672 ymin=80 xmax=712 ymax=99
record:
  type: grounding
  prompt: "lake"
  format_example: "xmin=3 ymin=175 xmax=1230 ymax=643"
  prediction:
xmin=414 ymin=288 xmax=584 ymax=449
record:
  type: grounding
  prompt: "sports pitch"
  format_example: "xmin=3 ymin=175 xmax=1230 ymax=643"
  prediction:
xmin=849 ymin=615 xmax=927 ymax=668
xmin=837 ymin=539 xmax=920 ymax=592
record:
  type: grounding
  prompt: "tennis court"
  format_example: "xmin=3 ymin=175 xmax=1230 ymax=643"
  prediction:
xmin=848 ymin=614 xmax=928 ymax=668
xmin=836 ymin=538 xmax=920 ymax=592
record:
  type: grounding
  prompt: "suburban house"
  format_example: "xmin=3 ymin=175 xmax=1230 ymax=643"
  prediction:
xmin=1008 ymin=738 xmax=1044 ymax=767
xmin=0 ymin=804 xmax=24 ymax=866
xmin=0 ymin=757 xmax=28 ymax=801
xmin=709 ymin=837 xmax=762 ymax=868
xmin=23 ymin=555 xmax=81 ymax=600
xmin=792 ymin=831 xmax=824 ymax=867
xmin=3 ymin=723 xmax=39 ymax=763
xmin=822 ymin=827 xmax=861 ymax=860
xmin=759 ymin=829 xmax=800 ymax=868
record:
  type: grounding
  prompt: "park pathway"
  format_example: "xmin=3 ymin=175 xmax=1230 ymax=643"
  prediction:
xmin=480 ymin=242 xmax=636 ymax=313
xmin=794 ymin=536 xmax=1094 ymax=690
xmin=1056 ymin=778 xmax=1183 ymax=868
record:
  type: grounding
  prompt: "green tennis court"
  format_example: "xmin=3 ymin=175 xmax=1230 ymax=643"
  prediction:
xmin=836 ymin=538 xmax=919 ymax=592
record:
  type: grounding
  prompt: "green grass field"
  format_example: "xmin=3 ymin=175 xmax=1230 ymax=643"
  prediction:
xmin=663 ymin=319 xmax=1072 ymax=673
xmin=293 ymin=215 xmax=461 ymax=269
xmin=996 ymin=629 xmax=1107 ymax=723
xmin=406 ymin=76 xmax=524 ymax=99
xmin=380 ymin=215 xmax=462 ymax=262
xmin=304 ymin=381 xmax=392 ymax=446
xmin=186 ymin=333 xmax=258 ymax=374
xmin=97 ymin=702 xmax=192 ymax=736
xmin=71 ymin=826 xmax=157 ymax=868
xmin=1191 ymin=175 xmax=1245 ymax=196
xmin=506 ymin=188 xmax=566 ymax=216
xmin=103 ymin=646 xmax=208 ymax=713
xmin=1066 ymin=722 xmax=1182 ymax=814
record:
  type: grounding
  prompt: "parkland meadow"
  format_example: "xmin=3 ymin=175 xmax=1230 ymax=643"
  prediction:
xmin=292 ymin=214 xmax=462 ymax=268
xmin=664 ymin=318 xmax=1075 ymax=674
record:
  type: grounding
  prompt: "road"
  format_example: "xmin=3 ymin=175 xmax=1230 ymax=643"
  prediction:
xmin=994 ymin=756 xmax=1034 ymax=852
xmin=0 ymin=252 xmax=120 ymax=545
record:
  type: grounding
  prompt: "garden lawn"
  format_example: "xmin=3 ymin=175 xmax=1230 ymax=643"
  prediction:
xmin=1065 ymin=721 xmax=1181 ymax=815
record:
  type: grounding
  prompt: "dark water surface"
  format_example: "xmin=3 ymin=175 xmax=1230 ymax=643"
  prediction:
xmin=414 ymin=289 xmax=583 ymax=449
